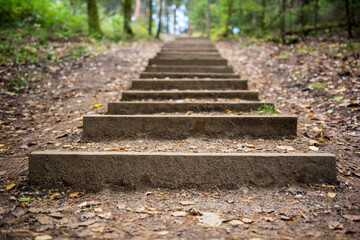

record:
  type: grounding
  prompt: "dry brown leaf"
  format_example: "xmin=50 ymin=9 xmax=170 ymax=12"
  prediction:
xmin=50 ymin=193 xmax=60 ymax=200
xmin=6 ymin=183 xmax=16 ymax=191
xmin=180 ymin=201 xmax=195 ymax=206
xmin=327 ymin=192 xmax=336 ymax=198
xmin=69 ymin=192 xmax=79 ymax=198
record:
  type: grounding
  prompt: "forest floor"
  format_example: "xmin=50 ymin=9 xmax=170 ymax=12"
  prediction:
xmin=0 ymin=34 xmax=360 ymax=239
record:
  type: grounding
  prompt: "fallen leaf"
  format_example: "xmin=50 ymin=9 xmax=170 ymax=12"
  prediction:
xmin=91 ymin=226 xmax=106 ymax=233
xmin=188 ymin=209 xmax=202 ymax=216
xmin=242 ymin=218 xmax=253 ymax=224
xmin=6 ymin=183 xmax=16 ymax=191
xmin=180 ymin=201 xmax=195 ymax=206
xmin=81 ymin=212 xmax=96 ymax=219
xmin=327 ymin=192 xmax=336 ymax=198
xmin=49 ymin=212 xmax=63 ymax=219
xmin=313 ymin=127 xmax=322 ymax=132
xmin=78 ymin=202 xmax=88 ymax=208
xmin=156 ymin=231 xmax=169 ymax=236
xmin=245 ymin=142 xmax=256 ymax=148
xmin=92 ymin=104 xmax=103 ymax=108
xmin=69 ymin=192 xmax=79 ymax=198
xmin=227 ymin=220 xmax=243 ymax=227
xmin=328 ymin=221 xmax=343 ymax=230
xmin=280 ymin=216 xmax=291 ymax=221
xmin=35 ymin=235 xmax=52 ymax=240
xmin=277 ymin=146 xmax=295 ymax=151
xmin=50 ymin=193 xmax=60 ymax=200
xmin=94 ymin=207 xmax=103 ymax=213
xmin=117 ymin=203 xmax=126 ymax=209
xmin=37 ymin=216 xmax=54 ymax=225
xmin=98 ymin=212 xmax=112 ymax=219
xmin=309 ymin=140 xmax=319 ymax=146
xmin=171 ymin=211 xmax=187 ymax=217
xmin=136 ymin=206 xmax=161 ymax=215
xmin=309 ymin=146 xmax=319 ymax=151
xmin=343 ymin=215 xmax=360 ymax=222
xmin=198 ymin=212 xmax=223 ymax=227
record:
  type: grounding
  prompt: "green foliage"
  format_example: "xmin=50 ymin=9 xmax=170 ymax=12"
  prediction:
xmin=0 ymin=0 xmax=87 ymax=37
xmin=257 ymin=104 xmax=278 ymax=115
xmin=187 ymin=0 xmax=359 ymax=39
xmin=8 ymin=77 xmax=29 ymax=93
xmin=312 ymin=82 xmax=328 ymax=89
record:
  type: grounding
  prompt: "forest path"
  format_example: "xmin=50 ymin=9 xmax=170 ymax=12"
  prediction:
xmin=1 ymin=38 xmax=359 ymax=239
xmin=29 ymin=37 xmax=334 ymax=190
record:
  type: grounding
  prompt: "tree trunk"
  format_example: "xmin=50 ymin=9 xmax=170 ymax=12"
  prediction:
xmin=70 ymin=0 xmax=77 ymax=15
xmin=187 ymin=0 xmax=192 ymax=35
xmin=123 ymin=0 xmax=133 ymax=36
xmin=174 ymin=6 xmax=177 ymax=34
xmin=261 ymin=0 xmax=266 ymax=33
xmin=224 ymin=0 xmax=234 ymax=37
xmin=206 ymin=0 xmax=211 ymax=37
xmin=345 ymin=0 xmax=353 ymax=38
xmin=134 ymin=0 xmax=142 ymax=20
xmin=87 ymin=0 xmax=102 ymax=37
xmin=314 ymin=0 xmax=318 ymax=35
xmin=149 ymin=0 xmax=153 ymax=36
xmin=156 ymin=0 xmax=163 ymax=39
xmin=165 ymin=1 xmax=170 ymax=33
xmin=280 ymin=0 xmax=286 ymax=43
xmin=299 ymin=0 xmax=305 ymax=30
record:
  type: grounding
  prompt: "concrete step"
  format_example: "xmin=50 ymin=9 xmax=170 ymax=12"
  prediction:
xmin=153 ymin=55 xmax=226 ymax=60
xmin=29 ymin=151 xmax=336 ymax=191
xmin=161 ymin=48 xmax=219 ymax=53
xmin=157 ymin=53 xmax=222 ymax=59
xmin=157 ymin=52 xmax=221 ymax=57
xmin=163 ymin=44 xmax=216 ymax=48
xmin=121 ymin=90 xmax=258 ymax=100
xmin=130 ymin=79 xmax=248 ymax=90
xmin=145 ymin=65 xmax=234 ymax=73
xmin=107 ymin=102 xmax=273 ymax=115
xmin=163 ymin=43 xmax=216 ymax=47
xmin=149 ymin=58 xmax=227 ymax=66
xmin=140 ymin=72 xmax=238 ymax=79
xmin=83 ymin=115 xmax=297 ymax=140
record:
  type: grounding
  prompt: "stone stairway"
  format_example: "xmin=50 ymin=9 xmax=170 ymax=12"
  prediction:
xmin=29 ymin=37 xmax=336 ymax=191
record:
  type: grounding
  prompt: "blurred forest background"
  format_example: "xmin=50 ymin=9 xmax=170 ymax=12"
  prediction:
xmin=1 ymin=0 xmax=359 ymax=41
xmin=0 ymin=0 xmax=359 ymax=92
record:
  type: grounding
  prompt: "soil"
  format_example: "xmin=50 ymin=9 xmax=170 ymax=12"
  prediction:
xmin=0 ymin=35 xmax=359 ymax=239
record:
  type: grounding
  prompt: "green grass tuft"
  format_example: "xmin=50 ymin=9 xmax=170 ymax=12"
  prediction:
xmin=257 ymin=104 xmax=278 ymax=115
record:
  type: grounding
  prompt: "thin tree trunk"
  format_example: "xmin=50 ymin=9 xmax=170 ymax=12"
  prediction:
xmin=224 ymin=0 xmax=234 ymax=37
xmin=345 ymin=0 xmax=353 ymax=38
xmin=165 ymin=1 xmax=170 ymax=33
xmin=206 ymin=0 xmax=210 ymax=37
xmin=280 ymin=0 xmax=286 ymax=43
xmin=314 ymin=0 xmax=318 ymax=35
xmin=70 ymin=0 xmax=77 ymax=15
xmin=261 ymin=0 xmax=266 ymax=34
xmin=299 ymin=0 xmax=305 ymax=30
xmin=156 ymin=0 xmax=163 ymax=39
xmin=87 ymin=0 xmax=102 ymax=37
xmin=174 ymin=6 xmax=177 ymax=34
xmin=123 ymin=0 xmax=133 ymax=36
xmin=188 ymin=0 xmax=192 ymax=35
xmin=134 ymin=0 xmax=142 ymax=20
xmin=149 ymin=0 xmax=153 ymax=35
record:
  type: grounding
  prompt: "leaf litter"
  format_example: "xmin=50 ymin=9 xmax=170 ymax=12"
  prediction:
xmin=0 ymin=36 xmax=359 ymax=239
